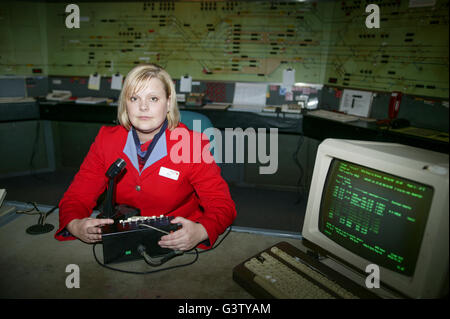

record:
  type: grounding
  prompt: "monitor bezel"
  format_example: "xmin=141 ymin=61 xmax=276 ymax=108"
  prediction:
xmin=302 ymin=139 xmax=449 ymax=299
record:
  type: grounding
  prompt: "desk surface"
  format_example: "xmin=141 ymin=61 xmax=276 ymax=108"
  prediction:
xmin=0 ymin=203 xmax=303 ymax=299
xmin=3 ymin=100 xmax=447 ymax=154
xmin=0 ymin=202 xmax=407 ymax=300
xmin=38 ymin=101 xmax=303 ymax=134
xmin=302 ymin=113 xmax=449 ymax=154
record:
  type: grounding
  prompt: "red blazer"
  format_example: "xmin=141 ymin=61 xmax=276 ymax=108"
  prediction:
xmin=55 ymin=123 xmax=236 ymax=249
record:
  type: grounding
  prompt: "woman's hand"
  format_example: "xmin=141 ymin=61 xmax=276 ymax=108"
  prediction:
xmin=66 ymin=217 xmax=114 ymax=244
xmin=158 ymin=217 xmax=208 ymax=251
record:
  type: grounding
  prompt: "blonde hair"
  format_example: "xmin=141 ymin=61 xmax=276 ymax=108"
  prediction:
xmin=118 ymin=64 xmax=180 ymax=130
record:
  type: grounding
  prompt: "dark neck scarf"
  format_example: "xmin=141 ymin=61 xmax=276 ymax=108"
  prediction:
xmin=131 ymin=119 xmax=168 ymax=169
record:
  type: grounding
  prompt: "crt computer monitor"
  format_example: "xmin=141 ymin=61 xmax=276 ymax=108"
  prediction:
xmin=302 ymin=138 xmax=448 ymax=299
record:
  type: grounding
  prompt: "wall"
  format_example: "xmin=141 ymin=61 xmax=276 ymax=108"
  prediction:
xmin=1 ymin=0 xmax=448 ymax=99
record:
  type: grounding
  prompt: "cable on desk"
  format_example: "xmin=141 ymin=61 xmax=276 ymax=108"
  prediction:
xmin=293 ymin=134 xmax=307 ymax=203
xmin=92 ymin=225 xmax=232 ymax=274
xmin=186 ymin=225 xmax=232 ymax=255
xmin=92 ymin=243 xmax=199 ymax=275
xmin=138 ymin=244 xmax=184 ymax=267
xmin=16 ymin=201 xmax=58 ymax=226
xmin=29 ymin=121 xmax=40 ymax=174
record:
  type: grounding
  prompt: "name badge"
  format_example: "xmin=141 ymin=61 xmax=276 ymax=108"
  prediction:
xmin=159 ymin=167 xmax=180 ymax=181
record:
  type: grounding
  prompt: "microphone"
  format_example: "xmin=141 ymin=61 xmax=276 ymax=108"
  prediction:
xmin=103 ymin=158 xmax=126 ymax=219
xmin=106 ymin=158 xmax=126 ymax=179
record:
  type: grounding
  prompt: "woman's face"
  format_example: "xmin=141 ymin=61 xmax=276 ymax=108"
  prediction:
xmin=126 ymin=77 xmax=169 ymax=143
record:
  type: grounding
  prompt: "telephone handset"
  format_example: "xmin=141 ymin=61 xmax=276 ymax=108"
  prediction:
xmin=46 ymin=90 xmax=72 ymax=101
xmin=388 ymin=91 xmax=402 ymax=120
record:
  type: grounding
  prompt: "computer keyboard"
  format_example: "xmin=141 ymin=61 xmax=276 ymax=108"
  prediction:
xmin=244 ymin=251 xmax=336 ymax=298
xmin=307 ymin=109 xmax=360 ymax=122
xmin=233 ymin=242 xmax=379 ymax=299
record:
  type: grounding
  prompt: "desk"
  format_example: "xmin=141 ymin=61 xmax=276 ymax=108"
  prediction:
xmin=302 ymin=113 xmax=449 ymax=154
xmin=1 ymin=202 xmax=402 ymax=300
xmin=0 ymin=202 xmax=302 ymax=299
xmin=38 ymin=101 xmax=302 ymax=133
xmin=3 ymin=101 xmax=447 ymax=189
xmin=38 ymin=101 xmax=117 ymax=125
xmin=0 ymin=100 xmax=39 ymax=122
xmin=39 ymin=102 xmax=449 ymax=154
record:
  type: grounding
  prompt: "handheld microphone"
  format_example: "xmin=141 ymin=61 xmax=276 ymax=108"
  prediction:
xmin=97 ymin=159 xmax=182 ymax=267
xmin=106 ymin=158 xmax=126 ymax=179
xmin=103 ymin=158 xmax=127 ymax=219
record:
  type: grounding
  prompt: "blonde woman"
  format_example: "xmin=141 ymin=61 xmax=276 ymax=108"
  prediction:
xmin=55 ymin=64 xmax=236 ymax=252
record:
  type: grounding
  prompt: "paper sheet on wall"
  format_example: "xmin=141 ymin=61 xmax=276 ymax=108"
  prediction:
xmin=88 ymin=74 xmax=101 ymax=91
xmin=282 ymin=68 xmax=295 ymax=92
xmin=339 ymin=89 xmax=373 ymax=117
xmin=180 ymin=75 xmax=192 ymax=93
xmin=232 ymin=82 xmax=267 ymax=107
xmin=111 ymin=73 xmax=123 ymax=90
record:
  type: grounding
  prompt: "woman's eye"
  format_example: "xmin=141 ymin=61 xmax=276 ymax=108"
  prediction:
xmin=130 ymin=96 xmax=137 ymax=102
xmin=150 ymin=97 xmax=159 ymax=102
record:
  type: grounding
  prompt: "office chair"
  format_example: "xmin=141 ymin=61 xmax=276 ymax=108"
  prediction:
xmin=179 ymin=110 xmax=219 ymax=165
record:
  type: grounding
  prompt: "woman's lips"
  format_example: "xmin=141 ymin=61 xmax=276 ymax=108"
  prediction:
xmin=138 ymin=116 xmax=151 ymax=120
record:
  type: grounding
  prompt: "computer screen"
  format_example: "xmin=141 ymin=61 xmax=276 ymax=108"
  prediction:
xmin=0 ymin=77 xmax=27 ymax=98
xmin=302 ymin=139 xmax=449 ymax=299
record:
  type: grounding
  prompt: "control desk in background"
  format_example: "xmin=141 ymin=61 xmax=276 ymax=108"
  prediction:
xmin=302 ymin=112 xmax=448 ymax=154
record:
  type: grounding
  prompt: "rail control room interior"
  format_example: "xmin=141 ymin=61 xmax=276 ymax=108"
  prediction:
xmin=0 ymin=0 xmax=448 ymax=300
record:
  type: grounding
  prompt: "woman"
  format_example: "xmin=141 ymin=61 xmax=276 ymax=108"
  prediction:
xmin=55 ymin=64 xmax=236 ymax=252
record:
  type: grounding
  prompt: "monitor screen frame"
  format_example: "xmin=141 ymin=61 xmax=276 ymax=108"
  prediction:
xmin=302 ymin=139 xmax=449 ymax=299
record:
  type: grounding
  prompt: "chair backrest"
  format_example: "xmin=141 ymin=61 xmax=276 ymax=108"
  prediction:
xmin=180 ymin=110 xmax=213 ymax=132
xmin=179 ymin=110 xmax=219 ymax=165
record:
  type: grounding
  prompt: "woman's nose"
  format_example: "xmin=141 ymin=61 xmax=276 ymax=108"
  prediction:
xmin=139 ymin=101 xmax=149 ymax=111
